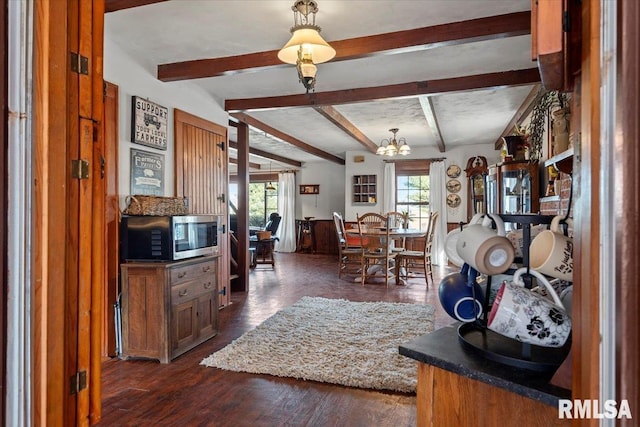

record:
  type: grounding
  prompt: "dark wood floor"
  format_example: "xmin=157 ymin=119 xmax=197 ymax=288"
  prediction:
xmin=99 ymin=253 xmax=457 ymax=426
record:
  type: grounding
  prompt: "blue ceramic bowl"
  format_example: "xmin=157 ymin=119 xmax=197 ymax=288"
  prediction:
xmin=438 ymin=272 xmax=485 ymax=322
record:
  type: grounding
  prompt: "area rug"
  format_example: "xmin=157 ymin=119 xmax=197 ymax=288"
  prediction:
xmin=200 ymin=296 xmax=434 ymax=393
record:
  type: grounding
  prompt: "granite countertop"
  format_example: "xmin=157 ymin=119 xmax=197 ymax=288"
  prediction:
xmin=399 ymin=324 xmax=571 ymax=406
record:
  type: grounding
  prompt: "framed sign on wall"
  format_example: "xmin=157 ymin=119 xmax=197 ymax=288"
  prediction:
xmin=300 ymin=185 xmax=320 ymax=194
xmin=130 ymin=148 xmax=165 ymax=195
xmin=131 ymin=95 xmax=168 ymax=150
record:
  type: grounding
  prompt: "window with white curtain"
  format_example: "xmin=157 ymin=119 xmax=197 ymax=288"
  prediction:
xmin=394 ymin=160 xmax=431 ymax=230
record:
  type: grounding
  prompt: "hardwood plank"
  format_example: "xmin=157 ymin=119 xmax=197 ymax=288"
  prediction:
xmin=99 ymin=254 xmax=459 ymax=425
xmin=104 ymin=0 xmax=168 ymax=13
xmin=158 ymin=11 xmax=530 ymax=82
xmin=225 ymin=68 xmax=541 ymax=112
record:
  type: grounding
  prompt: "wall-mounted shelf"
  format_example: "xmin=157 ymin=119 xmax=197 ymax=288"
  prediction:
xmin=352 ymin=174 xmax=377 ymax=204
xmin=544 ymin=147 xmax=574 ymax=174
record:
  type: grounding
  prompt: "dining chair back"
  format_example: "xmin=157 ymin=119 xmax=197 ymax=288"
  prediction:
xmin=356 ymin=212 xmax=397 ymax=288
xmin=332 ymin=212 xmax=361 ymax=278
xmin=396 ymin=211 xmax=439 ymax=287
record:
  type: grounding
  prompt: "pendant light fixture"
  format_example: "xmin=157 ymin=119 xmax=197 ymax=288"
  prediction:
xmin=376 ymin=128 xmax=411 ymax=157
xmin=278 ymin=0 xmax=336 ymax=93
xmin=266 ymin=162 xmax=276 ymax=191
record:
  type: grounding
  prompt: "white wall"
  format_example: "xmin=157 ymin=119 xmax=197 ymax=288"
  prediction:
xmin=103 ymin=37 xmax=228 ymax=209
xmin=295 ymin=161 xmax=345 ymax=220
xmin=341 ymin=145 xmax=501 ymax=223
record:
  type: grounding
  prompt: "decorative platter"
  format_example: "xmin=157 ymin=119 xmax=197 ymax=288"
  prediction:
xmin=446 ymin=164 xmax=461 ymax=178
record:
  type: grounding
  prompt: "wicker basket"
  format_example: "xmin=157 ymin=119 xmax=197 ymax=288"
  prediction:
xmin=122 ymin=195 xmax=189 ymax=216
xmin=256 ymin=230 xmax=272 ymax=241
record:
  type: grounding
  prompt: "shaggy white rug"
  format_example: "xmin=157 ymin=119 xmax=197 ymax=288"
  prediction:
xmin=201 ymin=296 xmax=434 ymax=393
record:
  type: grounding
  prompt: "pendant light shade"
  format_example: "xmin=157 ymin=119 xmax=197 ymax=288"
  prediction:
xmin=277 ymin=1 xmax=335 ymax=93
xmin=277 ymin=28 xmax=336 ymax=65
xmin=376 ymin=128 xmax=411 ymax=157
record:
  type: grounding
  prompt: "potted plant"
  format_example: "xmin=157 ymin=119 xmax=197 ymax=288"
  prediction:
xmin=400 ymin=211 xmax=413 ymax=229
xmin=523 ymin=89 xmax=570 ymax=161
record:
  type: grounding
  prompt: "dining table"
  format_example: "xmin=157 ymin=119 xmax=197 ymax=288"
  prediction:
xmin=345 ymin=227 xmax=427 ymax=285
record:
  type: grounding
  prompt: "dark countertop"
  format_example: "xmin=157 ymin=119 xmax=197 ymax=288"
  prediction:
xmin=399 ymin=324 xmax=571 ymax=406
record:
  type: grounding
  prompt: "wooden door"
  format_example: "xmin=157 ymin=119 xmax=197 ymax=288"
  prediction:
xmin=174 ymin=109 xmax=230 ymax=308
xmin=32 ymin=1 xmax=105 ymax=425
xmin=103 ymin=81 xmax=119 ymax=358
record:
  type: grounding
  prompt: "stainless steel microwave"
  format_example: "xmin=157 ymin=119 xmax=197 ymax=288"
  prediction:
xmin=120 ymin=214 xmax=220 ymax=261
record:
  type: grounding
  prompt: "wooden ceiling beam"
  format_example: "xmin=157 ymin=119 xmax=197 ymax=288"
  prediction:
xmin=495 ymin=84 xmax=541 ymax=149
xmin=228 ymin=140 xmax=303 ymax=168
xmin=419 ymin=96 xmax=446 ymax=153
xmin=313 ymin=106 xmax=379 ymax=153
xmin=226 ymin=68 xmax=541 ymax=111
xmin=105 ymin=0 xmax=168 ymax=13
xmin=230 ymin=113 xmax=345 ymax=165
xmin=157 ymin=11 xmax=530 ymax=82
xmin=228 ymin=158 xmax=262 ymax=170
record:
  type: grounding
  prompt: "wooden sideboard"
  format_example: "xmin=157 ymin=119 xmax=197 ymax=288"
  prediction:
xmin=295 ymin=219 xmax=339 ymax=255
xmin=120 ymin=255 xmax=219 ymax=363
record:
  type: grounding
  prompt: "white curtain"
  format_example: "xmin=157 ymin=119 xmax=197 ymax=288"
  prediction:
xmin=382 ymin=162 xmax=396 ymax=213
xmin=429 ymin=161 xmax=448 ymax=265
xmin=275 ymin=172 xmax=297 ymax=252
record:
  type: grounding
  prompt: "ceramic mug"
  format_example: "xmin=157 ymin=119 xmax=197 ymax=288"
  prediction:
xmin=487 ymin=268 xmax=572 ymax=347
xmin=438 ymin=266 xmax=484 ymax=323
xmin=529 ymin=216 xmax=573 ymax=282
xmin=456 ymin=213 xmax=515 ymax=276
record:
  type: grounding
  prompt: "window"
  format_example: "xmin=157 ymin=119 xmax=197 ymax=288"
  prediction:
xmin=395 ymin=161 xmax=431 ymax=230
xmin=228 ymin=181 xmax=278 ymax=228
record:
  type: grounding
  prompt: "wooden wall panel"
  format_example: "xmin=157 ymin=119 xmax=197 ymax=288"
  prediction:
xmin=174 ymin=109 xmax=230 ymax=308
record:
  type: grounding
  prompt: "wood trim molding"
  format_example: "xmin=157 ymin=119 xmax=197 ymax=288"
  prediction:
xmin=227 ymin=140 xmax=302 ymax=167
xmin=419 ymin=96 xmax=446 ymax=153
xmin=105 ymin=0 xmax=168 ymax=13
xmin=157 ymin=11 xmax=530 ymax=82
xmin=230 ymin=112 xmax=345 ymax=165
xmin=225 ymin=68 xmax=541 ymax=112
xmin=313 ymin=106 xmax=378 ymax=153
xmin=494 ymin=84 xmax=541 ymax=149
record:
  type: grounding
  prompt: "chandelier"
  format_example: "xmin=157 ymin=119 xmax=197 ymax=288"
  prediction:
xmin=376 ymin=128 xmax=411 ymax=156
xmin=277 ymin=0 xmax=336 ymax=93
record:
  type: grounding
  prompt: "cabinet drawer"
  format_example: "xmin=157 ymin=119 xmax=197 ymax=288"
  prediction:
xmin=171 ymin=278 xmax=216 ymax=301
xmin=170 ymin=259 xmax=216 ymax=285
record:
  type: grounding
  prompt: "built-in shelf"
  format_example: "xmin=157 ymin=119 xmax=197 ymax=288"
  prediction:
xmin=544 ymin=147 xmax=574 ymax=174
xmin=352 ymin=174 xmax=377 ymax=204
xmin=540 ymin=195 xmax=561 ymax=203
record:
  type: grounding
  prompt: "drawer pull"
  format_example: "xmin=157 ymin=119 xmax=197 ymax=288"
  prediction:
xmin=178 ymin=289 xmax=188 ymax=297
xmin=204 ymin=282 xmax=213 ymax=289
xmin=177 ymin=271 xmax=187 ymax=278
xmin=202 ymin=265 xmax=211 ymax=272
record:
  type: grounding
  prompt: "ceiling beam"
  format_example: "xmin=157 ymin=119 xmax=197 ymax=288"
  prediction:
xmin=419 ymin=97 xmax=446 ymax=153
xmin=229 ymin=158 xmax=261 ymax=170
xmin=313 ymin=106 xmax=379 ymax=153
xmin=157 ymin=11 xmax=530 ymax=82
xmin=226 ymin=68 xmax=541 ymax=111
xmin=495 ymin=84 xmax=542 ymax=149
xmin=230 ymin=113 xmax=346 ymax=165
xmin=228 ymin=140 xmax=302 ymax=168
xmin=105 ymin=0 xmax=168 ymax=13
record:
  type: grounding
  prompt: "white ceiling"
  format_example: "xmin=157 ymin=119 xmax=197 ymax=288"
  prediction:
xmin=104 ymin=0 xmax=537 ymax=171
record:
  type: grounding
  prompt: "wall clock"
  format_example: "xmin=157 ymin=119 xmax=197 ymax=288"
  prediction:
xmin=446 ymin=194 xmax=461 ymax=208
xmin=446 ymin=164 xmax=461 ymax=178
xmin=446 ymin=179 xmax=461 ymax=193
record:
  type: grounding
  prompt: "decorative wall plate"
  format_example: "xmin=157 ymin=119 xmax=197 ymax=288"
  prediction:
xmin=446 ymin=179 xmax=462 ymax=193
xmin=446 ymin=193 xmax=461 ymax=208
xmin=446 ymin=164 xmax=461 ymax=178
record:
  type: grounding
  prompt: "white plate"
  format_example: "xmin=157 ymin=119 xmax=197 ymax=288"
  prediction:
xmin=445 ymin=228 xmax=465 ymax=267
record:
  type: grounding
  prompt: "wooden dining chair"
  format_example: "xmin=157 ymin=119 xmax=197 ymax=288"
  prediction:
xmin=396 ymin=211 xmax=439 ymax=288
xmin=386 ymin=211 xmax=407 ymax=250
xmin=356 ymin=213 xmax=397 ymax=288
xmin=332 ymin=212 xmax=362 ymax=278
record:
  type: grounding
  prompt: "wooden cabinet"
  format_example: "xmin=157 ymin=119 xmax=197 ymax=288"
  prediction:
xmin=352 ymin=174 xmax=377 ymax=204
xmin=487 ymin=161 xmax=539 ymax=215
xmin=120 ymin=256 xmax=219 ymax=363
